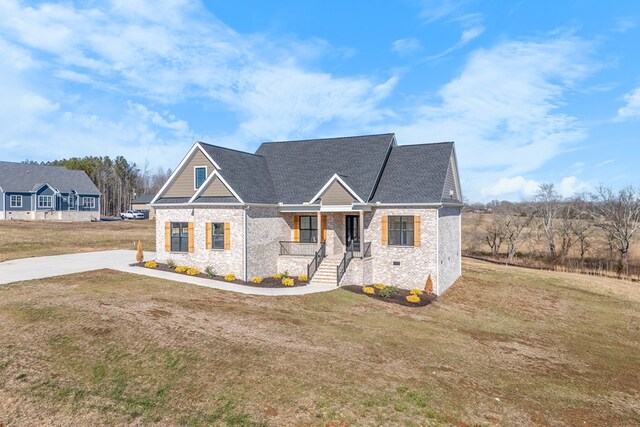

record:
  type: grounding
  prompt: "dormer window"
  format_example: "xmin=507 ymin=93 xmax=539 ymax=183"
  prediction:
xmin=194 ymin=166 xmax=207 ymax=189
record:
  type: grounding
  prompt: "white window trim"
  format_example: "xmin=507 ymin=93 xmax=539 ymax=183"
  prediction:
xmin=194 ymin=166 xmax=208 ymax=190
xmin=82 ymin=197 xmax=95 ymax=209
xmin=38 ymin=195 xmax=53 ymax=209
xmin=10 ymin=195 xmax=22 ymax=208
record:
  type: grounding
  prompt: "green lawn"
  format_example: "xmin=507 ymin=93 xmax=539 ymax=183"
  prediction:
xmin=0 ymin=259 xmax=638 ymax=426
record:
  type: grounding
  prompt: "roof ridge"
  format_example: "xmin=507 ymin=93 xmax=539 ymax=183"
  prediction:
xmin=397 ymin=141 xmax=454 ymax=147
xmin=259 ymin=132 xmax=395 ymax=145
xmin=197 ymin=141 xmax=265 ymax=158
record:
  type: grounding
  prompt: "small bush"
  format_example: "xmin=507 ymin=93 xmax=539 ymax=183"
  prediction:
xmin=409 ymin=288 xmax=423 ymax=296
xmin=175 ymin=266 xmax=188 ymax=273
xmin=378 ymin=286 xmax=398 ymax=298
xmin=273 ymin=273 xmax=284 ymax=279
xmin=186 ymin=268 xmax=200 ymax=276
xmin=205 ymin=266 xmax=216 ymax=278
xmin=282 ymin=278 xmax=295 ymax=286
xmin=224 ymin=274 xmax=236 ymax=282
xmin=167 ymin=260 xmax=176 ymax=269
xmin=250 ymin=277 xmax=263 ymax=284
xmin=297 ymin=274 xmax=308 ymax=282
xmin=406 ymin=294 xmax=421 ymax=303
xmin=144 ymin=260 xmax=157 ymax=269
xmin=373 ymin=283 xmax=387 ymax=290
xmin=362 ymin=286 xmax=375 ymax=295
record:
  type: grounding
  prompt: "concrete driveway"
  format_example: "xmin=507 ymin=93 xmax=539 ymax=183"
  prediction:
xmin=0 ymin=250 xmax=337 ymax=296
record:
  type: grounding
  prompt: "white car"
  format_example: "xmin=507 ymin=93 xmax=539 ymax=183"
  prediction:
xmin=120 ymin=210 xmax=145 ymax=220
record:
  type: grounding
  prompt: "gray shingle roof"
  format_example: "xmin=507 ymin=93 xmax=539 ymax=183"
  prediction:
xmin=0 ymin=161 xmax=100 ymax=195
xmin=255 ymin=133 xmax=395 ymax=204
xmin=199 ymin=144 xmax=277 ymax=204
xmin=132 ymin=193 xmax=155 ymax=204
xmin=371 ymin=142 xmax=456 ymax=204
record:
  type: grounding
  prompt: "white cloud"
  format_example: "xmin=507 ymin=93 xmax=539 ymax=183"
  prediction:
xmin=557 ymin=176 xmax=591 ymax=197
xmin=617 ymin=87 xmax=640 ymax=120
xmin=424 ymin=24 xmax=484 ymax=60
xmin=482 ymin=176 xmax=540 ymax=199
xmin=419 ymin=0 xmax=465 ymax=23
xmin=392 ymin=38 xmax=422 ymax=56
xmin=390 ymin=35 xmax=595 ymax=200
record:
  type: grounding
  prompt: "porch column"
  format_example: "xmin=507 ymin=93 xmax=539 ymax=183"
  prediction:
xmin=317 ymin=210 xmax=322 ymax=248
xmin=359 ymin=210 xmax=364 ymax=254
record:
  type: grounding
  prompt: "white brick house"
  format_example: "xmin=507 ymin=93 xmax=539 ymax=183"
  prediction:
xmin=151 ymin=133 xmax=462 ymax=295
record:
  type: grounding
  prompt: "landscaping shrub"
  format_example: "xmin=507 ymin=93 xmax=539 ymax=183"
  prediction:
xmin=205 ymin=266 xmax=216 ymax=278
xmin=378 ymin=286 xmax=398 ymax=298
xmin=250 ymin=277 xmax=263 ymax=284
xmin=297 ymin=274 xmax=308 ymax=282
xmin=406 ymin=294 xmax=421 ymax=303
xmin=144 ymin=260 xmax=157 ymax=269
xmin=409 ymin=288 xmax=423 ymax=296
xmin=224 ymin=274 xmax=236 ymax=282
xmin=373 ymin=283 xmax=387 ymax=290
xmin=362 ymin=286 xmax=375 ymax=295
xmin=136 ymin=241 xmax=144 ymax=262
xmin=175 ymin=266 xmax=188 ymax=273
xmin=186 ymin=268 xmax=200 ymax=276
xmin=273 ymin=273 xmax=284 ymax=279
xmin=282 ymin=278 xmax=295 ymax=286
xmin=167 ymin=260 xmax=176 ymax=269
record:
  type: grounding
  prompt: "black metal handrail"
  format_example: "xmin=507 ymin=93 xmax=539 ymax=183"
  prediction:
xmin=307 ymin=243 xmax=326 ymax=280
xmin=336 ymin=241 xmax=355 ymax=285
xmin=279 ymin=241 xmax=319 ymax=256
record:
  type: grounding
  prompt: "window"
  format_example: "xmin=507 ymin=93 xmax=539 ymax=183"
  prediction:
xmin=388 ymin=216 xmax=414 ymax=246
xmin=194 ymin=166 xmax=207 ymax=189
xmin=212 ymin=222 xmax=225 ymax=249
xmin=69 ymin=194 xmax=75 ymax=208
xmin=38 ymin=195 xmax=53 ymax=209
xmin=82 ymin=197 xmax=95 ymax=209
xmin=171 ymin=222 xmax=189 ymax=252
xmin=10 ymin=195 xmax=22 ymax=208
xmin=299 ymin=215 xmax=318 ymax=243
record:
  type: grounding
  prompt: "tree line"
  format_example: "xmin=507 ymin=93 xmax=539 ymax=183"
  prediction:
xmin=466 ymin=184 xmax=640 ymax=276
xmin=24 ymin=157 xmax=171 ymax=217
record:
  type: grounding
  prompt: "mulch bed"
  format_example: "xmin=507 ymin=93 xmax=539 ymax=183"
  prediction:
xmin=132 ymin=262 xmax=308 ymax=288
xmin=342 ymin=285 xmax=436 ymax=307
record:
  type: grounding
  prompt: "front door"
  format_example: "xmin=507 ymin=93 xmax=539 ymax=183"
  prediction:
xmin=345 ymin=215 xmax=360 ymax=251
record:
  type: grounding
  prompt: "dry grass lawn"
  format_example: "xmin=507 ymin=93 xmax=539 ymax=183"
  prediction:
xmin=0 ymin=220 xmax=156 ymax=262
xmin=0 ymin=259 xmax=639 ymax=426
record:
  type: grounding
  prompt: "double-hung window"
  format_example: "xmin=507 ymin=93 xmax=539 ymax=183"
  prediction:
xmin=211 ymin=222 xmax=225 ymax=249
xmin=82 ymin=197 xmax=95 ymax=209
xmin=194 ymin=166 xmax=207 ymax=189
xmin=299 ymin=215 xmax=318 ymax=243
xmin=388 ymin=216 xmax=414 ymax=246
xmin=38 ymin=195 xmax=53 ymax=209
xmin=171 ymin=222 xmax=189 ymax=252
xmin=10 ymin=195 xmax=22 ymax=208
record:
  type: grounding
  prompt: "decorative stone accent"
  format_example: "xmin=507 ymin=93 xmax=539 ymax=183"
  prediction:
xmin=437 ymin=207 xmax=462 ymax=294
xmin=277 ymin=255 xmax=313 ymax=276
xmin=1 ymin=210 xmax=95 ymax=221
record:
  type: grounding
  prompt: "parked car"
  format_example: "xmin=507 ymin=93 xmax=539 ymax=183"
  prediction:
xmin=120 ymin=210 xmax=145 ymax=220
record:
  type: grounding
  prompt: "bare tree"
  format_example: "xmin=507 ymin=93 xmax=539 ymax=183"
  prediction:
xmin=534 ymin=183 xmax=561 ymax=258
xmin=483 ymin=214 xmax=504 ymax=256
xmin=502 ymin=210 xmax=533 ymax=260
xmin=557 ymin=201 xmax=577 ymax=260
xmin=588 ymin=185 xmax=640 ymax=273
xmin=570 ymin=195 xmax=594 ymax=262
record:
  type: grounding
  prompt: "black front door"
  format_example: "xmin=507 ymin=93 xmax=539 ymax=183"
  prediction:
xmin=345 ymin=215 xmax=360 ymax=251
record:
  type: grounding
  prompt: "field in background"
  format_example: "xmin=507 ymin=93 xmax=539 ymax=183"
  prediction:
xmin=0 ymin=259 xmax=638 ymax=426
xmin=0 ymin=220 xmax=156 ymax=262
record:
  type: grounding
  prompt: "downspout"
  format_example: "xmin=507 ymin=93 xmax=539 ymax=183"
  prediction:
xmin=243 ymin=206 xmax=249 ymax=282
xmin=436 ymin=207 xmax=440 ymax=295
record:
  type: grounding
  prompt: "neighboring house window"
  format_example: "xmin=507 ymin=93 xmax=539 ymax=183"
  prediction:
xmin=38 ymin=195 xmax=53 ymax=209
xmin=212 ymin=222 xmax=225 ymax=249
xmin=10 ymin=195 xmax=22 ymax=208
xmin=299 ymin=215 xmax=318 ymax=243
xmin=194 ymin=166 xmax=207 ymax=189
xmin=82 ymin=197 xmax=95 ymax=209
xmin=171 ymin=222 xmax=189 ymax=252
xmin=388 ymin=216 xmax=414 ymax=246
xmin=69 ymin=194 xmax=75 ymax=208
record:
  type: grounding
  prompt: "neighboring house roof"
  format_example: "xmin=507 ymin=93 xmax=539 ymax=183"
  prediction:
xmin=255 ymin=133 xmax=394 ymax=204
xmin=153 ymin=133 xmax=461 ymax=206
xmin=0 ymin=161 xmax=100 ymax=195
xmin=372 ymin=142 xmax=461 ymax=204
xmin=131 ymin=193 xmax=155 ymax=204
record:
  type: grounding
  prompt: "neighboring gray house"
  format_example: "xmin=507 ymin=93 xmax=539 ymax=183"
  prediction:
xmin=131 ymin=193 xmax=156 ymax=219
xmin=151 ymin=133 xmax=462 ymax=294
xmin=0 ymin=161 xmax=101 ymax=221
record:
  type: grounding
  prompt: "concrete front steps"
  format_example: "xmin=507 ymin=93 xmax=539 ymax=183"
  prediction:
xmin=309 ymin=253 xmax=344 ymax=286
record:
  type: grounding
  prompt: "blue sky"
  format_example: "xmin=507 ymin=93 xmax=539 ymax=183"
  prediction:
xmin=0 ymin=0 xmax=639 ymax=202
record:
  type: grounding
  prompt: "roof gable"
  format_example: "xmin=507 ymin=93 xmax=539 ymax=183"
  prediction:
xmin=311 ymin=174 xmax=364 ymax=205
